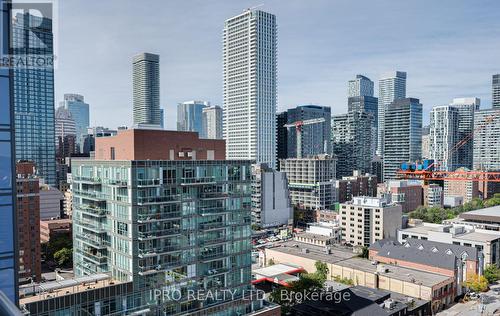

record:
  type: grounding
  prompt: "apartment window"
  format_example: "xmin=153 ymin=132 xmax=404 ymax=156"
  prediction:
xmin=110 ymin=147 xmax=115 ymax=160
xmin=117 ymin=221 xmax=128 ymax=236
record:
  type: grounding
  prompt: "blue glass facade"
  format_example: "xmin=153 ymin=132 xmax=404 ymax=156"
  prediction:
xmin=0 ymin=0 xmax=19 ymax=304
xmin=60 ymin=94 xmax=90 ymax=151
xmin=177 ymin=101 xmax=207 ymax=135
xmin=13 ymin=13 xmax=56 ymax=186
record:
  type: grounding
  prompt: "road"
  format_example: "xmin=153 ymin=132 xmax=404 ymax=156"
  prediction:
xmin=437 ymin=285 xmax=500 ymax=316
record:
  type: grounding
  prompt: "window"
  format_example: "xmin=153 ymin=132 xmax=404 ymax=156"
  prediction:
xmin=117 ymin=221 xmax=128 ymax=236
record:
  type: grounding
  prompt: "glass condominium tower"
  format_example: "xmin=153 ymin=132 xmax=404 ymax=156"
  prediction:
xmin=377 ymin=71 xmax=406 ymax=157
xmin=13 ymin=13 xmax=56 ymax=186
xmin=133 ymin=52 xmax=161 ymax=126
xmin=59 ymin=93 xmax=89 ymax=151
xmin=177 ymin=100 xmax=208 ymax=135
xmin=0 ymin=0 xmax=19 ymax=304
xmin=223 ymin=10 xmax=277 ymax=169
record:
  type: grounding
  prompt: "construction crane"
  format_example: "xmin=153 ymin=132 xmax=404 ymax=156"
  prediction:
xmin=284 ymin=118 xmax=325 ymax=159
xmin=397 ymin=110 xmax=500 ymax=182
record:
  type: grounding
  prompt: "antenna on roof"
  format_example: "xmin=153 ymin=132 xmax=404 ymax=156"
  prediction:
xmin=246 ymin=4 xmax=264 ymax=11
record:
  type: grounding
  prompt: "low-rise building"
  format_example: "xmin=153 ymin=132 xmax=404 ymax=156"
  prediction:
xmin=306 ymin=221 xmax=341 ymax=242
xmin=40 ymin=218 xmax=72 ymax=243
xmin=377 ymin=180 xmax=423 ymax=212
xmin=444 ymin=168 xmax=479 ymax=203
xmin=339 ymin=197 xmax=402 ymax=247
xmin=444 ymin=205 xmax=500 ymax=231
xmin=335 ymin=170 xmax=377 ymax=203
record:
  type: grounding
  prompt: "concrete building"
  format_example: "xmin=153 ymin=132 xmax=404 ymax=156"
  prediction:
xmin=54 ymin=106 xmax=77 ymax=155
xmin=421 ymin=126 xmax=430 ymax=159
xmin=348 ymin=96 xmax=378 ymax=157
xmin=429 ymin=105 xmax=459 ymax=171
xmin=378 ymin=180 xmax=423 ymax=213
xmin=423 ymin=183 xmax=443 ymax=207
xmin=473 ymin=108 xmax=500 ymax=171
xmin=444 ymin=205 xmax=500 ymax=231
xmin=201 ymin=105 xmax=223 ymax=139
xmin=71 ymin=128 xmax=257 ymax=315
xmin=16 ymin=162 xmax=41 ymax=284
xmin=383 ymin=98 xmax=422 ymax=181
xmin=132 ymin=52 xmax=161 ymax=126
xmin=276 ymin=111 xmax=288 ymax=168
xmin=223 ymin=9 xmax=277 ymax=168
xmin=59 ymin=94 xmax=90 ymax=151
xmin=348 ymin=74 xmax=374 ymax=98
xmin=286 ymin=105 xmax=332 ymax=159
xmin=450 ymin=98 xmax=480 ymax=169
xmin=39 ymin=185 xmax=63 ymax=220
xmin=177 ymin=100 xmax=208 ymax=135
xmin=377 ymin=71 xmax=407 ymax=156
xmin=304 ymin=221 xmax=342 ymax=243
xmin=339 ymin=197 xmax=402 ymax=247
xmin=332 ymin=111 xmax=372 ymax=178
xmin=398 ymin=222 xmax=499 ymax=269
xmin=251 ymin=164 xmax=292 ymax=228
xmin=335 ymin=171 xmax=377 ymax=203
xmin=40 ymin=219 xmax=72 ymax=243
xmin=444 ymin=168 xmax=479 ymax=203
xmin=280 ymin=155 xmax=337 ymax=211
xmin=493 ymin=74 xmax=500 ymax=108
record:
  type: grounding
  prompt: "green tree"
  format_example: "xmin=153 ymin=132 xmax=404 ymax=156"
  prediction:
xmin=484 ymin=265 xmax=500 ymax=284
xmin=359 ymin=246 xmax=369 ymax=259
xmin=465 ymin=273 xmax=488 ymax=292
xmin=53 ymin=247 xmax=72 ymax=267
xmin=314 ymin=261 xmax=329 ymax=282
xmin=333 ymin=275 xmax=354 ymax=285
xmin=43 ymin=234 xmax=73 ymax=261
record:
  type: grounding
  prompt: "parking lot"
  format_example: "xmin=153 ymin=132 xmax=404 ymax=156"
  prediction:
xmin=437 ymin=285 xmax=500 ymax=316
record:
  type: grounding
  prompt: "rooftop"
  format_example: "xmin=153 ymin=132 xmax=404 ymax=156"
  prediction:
xmin=295 ymin=232 xmax=336 ymax=241
xmin=268 ymin=240 xmax=357 ymax=263
xmin=401 ymin=223 xmax=500 ymax=243
xmin=459 ymin=206 xmax=500 ymax=223
xmin=253 ymin=263 xmax=304 ymax=278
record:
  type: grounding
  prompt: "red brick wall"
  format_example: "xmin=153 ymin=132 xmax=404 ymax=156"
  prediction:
xmin=372 ymin=254 xmax=455 ymax=277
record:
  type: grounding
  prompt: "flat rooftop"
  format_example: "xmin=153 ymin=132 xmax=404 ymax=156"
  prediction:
xmin=460 ymin=206 xmax=500 ymax=223
xmin=253 ymin=263 xmax=303 ymax=278
xmin=401 ymin=224 xmax=500 ymax=242
xmin=268 ymin=240 xmax=357 ymax=263
xmin=295 ymin=232 xmax=335 ymax=241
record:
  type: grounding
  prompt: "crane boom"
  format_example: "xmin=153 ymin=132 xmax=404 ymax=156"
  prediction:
xmin=283 ymin=118 xmax=326 ymax=158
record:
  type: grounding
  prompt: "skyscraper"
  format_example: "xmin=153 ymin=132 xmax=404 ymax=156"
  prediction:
xmin=54 ymin=106 xmax=77 ymax=158
xmin=493 ymin=74 xmax=500 ymax=108
xmin=177 ymin=100 xmax=208 ymax=135
xmin=201 ymin=105 xmax=223 ymax=139
xmin=377 ymin=71 xmax=407 ymax=156
xmin=383 ymin=98 xmax=422 ymax=181
xmin=132 ymin=52 xmax=161 ymax=126
xmin=429 ymin=105 xmax=460 ymax=171
xmin=473 ymin=108 xmax=500 ymax=171
xmin=59 ymin=94 xmax=89 ymax=150
xmin=13 ymin=12 xmax=56 ymax=186
xmin=450 ymin=97 xmax=480 ymax=169
xmin=276 ymin=111 xmax=288 ymax=168
xmin=286 ymin=105 xmax=332 ymax=158
xmin=348 ymin=96 xmax=378 ymax=157
xmin=332 ymin=111 xmax=373 ymax=178
xmin=348 ymin=74 xmax=374 ymax=98
xmin=0 ymin=0 xmax=19 ymax=303
xmin=223 ymin=9 xmax=277 ymax=168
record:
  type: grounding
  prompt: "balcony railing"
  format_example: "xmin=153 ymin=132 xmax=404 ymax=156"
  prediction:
xmin=137 ymin=229 xmax=181 ymax=240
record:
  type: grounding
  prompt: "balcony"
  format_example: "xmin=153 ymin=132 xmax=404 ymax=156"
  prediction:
xmin=199 ymin=222 xmax=225 ymax=230
xmin=74 ymin=191 xmax=108 ymax=201
xmin=137 ymin=179 xmax=161 ymax=187
xmin=137 ymin=229 xmax=181 ymax=240
xmin=138 ymin=245 xmax=186 ymax=258
xmin=74 ymin=218 xmax=106 ymax=233
xmin=137 ymin=212 xmax=182 ymax=223
xmin=137 ymin=195 xmax=180 ymax=205
xmin=75 ymin=204 xmax=107 ymax=216
xmin=75 ymin=233 xmax=108 ymax=248
xmin=75 ymin=249 xmax=107 ymax=265
xmin=180 ymin=177 xmax=216 ymax=185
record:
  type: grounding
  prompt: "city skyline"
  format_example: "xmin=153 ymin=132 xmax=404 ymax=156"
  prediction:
xmin=55 ymin=0 xmax=500 ymax=129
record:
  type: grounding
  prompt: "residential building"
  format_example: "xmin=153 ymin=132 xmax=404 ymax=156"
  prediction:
xmin=303 ymin=221 xmax=341 ymax=243
xmin=63 ymin=189 xmax=73 ymax=218
xmin=223 ymin=9 xmax=277 ymax=168
xmin=429 ymin=105 xmax=459 ymax=171
xmin=39 ymin=185 xmax=63 ymax=220
xmin=371 ymin=156 xmax=383 ymax=183
xmin=13 ymin=13 xmax=56 ymax=186
xmin=348 ymin=96 xmax=378 ymax=157
xmin=332 ymin=111 xmax=372 ymax=177
xmin=160 ymin=107 xmax=164 ymax=129
xmin=339 ymin=196 xmax=402 ymax=246
xmin=280 ymin=155 xmax=336 ymax=211
xmin=132 ymin=52 xmax=161 ymax=126
xmin=421 ymin=126 xmax=430 ymax=159
xmin=348 ymin=74 xmax=374 ymax=98
xmin=251 ymin=164 xmax=292 ymax=228
xmin=335 ymin=170 xmax=377 ymax=203
xmin=444 ymin=168 xmax=479 ymax=203
xmin=177 ymin=100 xmax=208 ymax=135
xmin=59 ymin=94 xmax=89 ymax=150
xmin=263 ymin=240 xmax=454 ymax=314
xmin=444 ymin=205 xmax=500 ymax=231
xmin=54 ymin=106 xmax=77 ymax=161
xmin=377 ymin=71 xmax=407 ymax=156
xmin=450 ymin=97 xmax=480 ymax=169
xmin=293 ymin=232 xmax=337 ymax=247
xmin=377 ymin=180 xmax=423 ymax=212
xmin=71 ymin=129 xmax=257 ymax=315
xmin=398 ymin=222 xmax=500 ymax=269
xmin=16 ymin=162 xmax=41 ymax=284
xmin=40 ymin=218 xmax=72 ymax=243
xmin=276 ymin=111 xmax=288 ymax=169
xmin=493 ymin=74 xmax=500 ymax=108
xmin=0 ymin=1 xmax=19 ymax=303
xmin=201 ymin=105 xmax=223 ymax=139
xmin=473 ymin=108 xmax=500 ymax=171
xmin=81 ymin=126 xmax=117 ymax=154
xmin=383 ymin=98 xmax=422 ymax=181
xmin=423 ymin=183 xmax=443 ymax=207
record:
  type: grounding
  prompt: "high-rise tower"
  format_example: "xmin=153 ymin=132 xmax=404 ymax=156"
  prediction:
xmin=132 ymin=52 xmax=161 ymax=126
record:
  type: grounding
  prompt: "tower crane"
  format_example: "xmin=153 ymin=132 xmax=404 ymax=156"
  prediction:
xmin=284 ymin=118 xmax=325 ymax=159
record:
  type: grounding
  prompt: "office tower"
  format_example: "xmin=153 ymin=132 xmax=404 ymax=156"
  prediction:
xmin=55 ymin=106 xmax=77 ymax=158
xmin=13 ymin=13 xmax=56 ymax=186
xmin=132 ymin=52 xmax=161 ymax=126
xmin=60 ymin=94 xmax=89 ymax=150
xmin=201 ymin=105 xmax=223 ymax=139
xmin=421 ymin=126 xmax=430 ymax=159
xmin=286 ymin=105 xmax=332 ymax=158
xmin=348 ymin=96 xmax=378 ymax=157
xmin=16 ymin=162 xmax=41 ymax=284
xmin=429 ymin=105 xmax=460 ymax=171
xmin=280 ymin=155 xmax=337 ymax=211
xmin=493 ymin=74 xmax=500 ymax=108
xmin=177 ymin=100 xmax=208 ymax=134
xmin=473 ymin=108 xmax=500 ymax=171
xmin=377 ymin=71 xmax=407 ymax=156
xmin=383 ymin=98 xmax=422 ymax=181
xmin=160 ymin=107 xmax=164 ymax=129
xmin=339 ymin=197 xmax=402 ymax=247
xmin=81 ymin=126 xmax=118 ymax=154
xmin=332 ymin=111 xmax=372 ymax=178
xmin=276 ymin=111 xmax=288 ymax=168
xmin=348 ymin=74 xmax=374 ymax=98
xmin=223 ymin=10 xmax=277 ymax=168
xmin=251 ymin=164 xmax=292 ymax=228
xmin=450 ymin=98 xmax=480 ymax=169
xmin=0 ymin=0 xmax=19 ymax=303
xmin=72 ymin=129 xmax=255 ymax=315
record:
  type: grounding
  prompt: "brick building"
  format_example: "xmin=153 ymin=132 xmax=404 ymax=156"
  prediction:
xmin=336 ymin=170 xmax=377 ymax=203
xmin=378 ymin=180 xmax=423 ymax=212
xmin=40 ymin=218 xmax=72 ymax=243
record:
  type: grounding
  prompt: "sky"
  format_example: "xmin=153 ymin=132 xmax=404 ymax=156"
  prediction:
xmin=54 ymin=0 xmax=500 ymax=130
